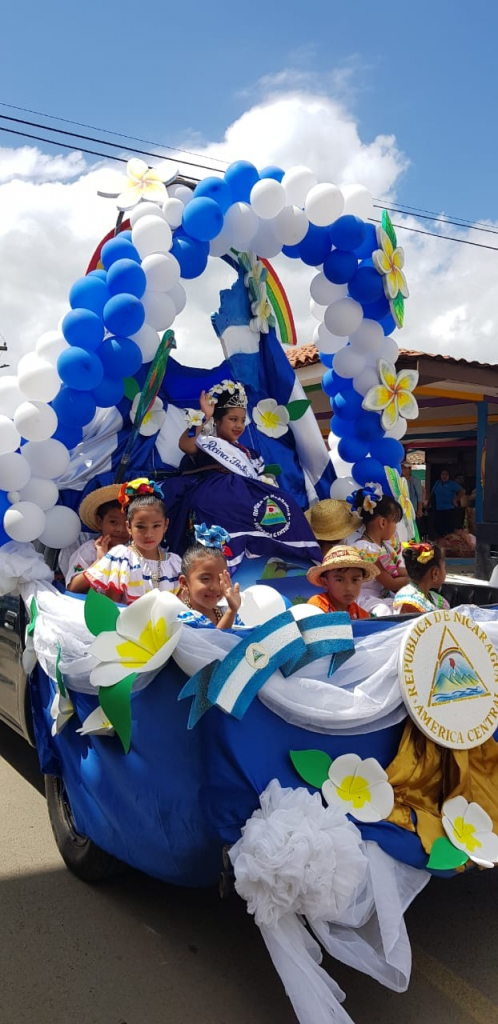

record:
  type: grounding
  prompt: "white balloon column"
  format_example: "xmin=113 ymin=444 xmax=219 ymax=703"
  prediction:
xmin=0 ymin=154 xmax=416 ymax=558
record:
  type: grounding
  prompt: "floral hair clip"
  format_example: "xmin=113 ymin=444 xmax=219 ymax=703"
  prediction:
xmin=194 ymin=522 xmax=231 ymax=551
xmin=402 ymin=541 xmax=435 ymax=565
xmin=347 ymin=482 xmax=382 ymax=515
xmin=118 ymin=477 xmax=164 ymax=509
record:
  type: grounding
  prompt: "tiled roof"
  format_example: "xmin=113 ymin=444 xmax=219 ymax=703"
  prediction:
xmin=285 ymin=344 xmax=496 ymax=371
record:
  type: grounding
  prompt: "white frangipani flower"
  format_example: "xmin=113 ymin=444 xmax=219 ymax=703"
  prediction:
xmin=442 ymin=796 xmax=498 ymax=869
xmin=321 ymin=753 xmax=394 ymax=823
xmin=89 ymin=590 xmax=184 ymax=688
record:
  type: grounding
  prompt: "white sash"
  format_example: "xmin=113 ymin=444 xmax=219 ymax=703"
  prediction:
xmin=195 ymin=434 xmax=258 ymax=479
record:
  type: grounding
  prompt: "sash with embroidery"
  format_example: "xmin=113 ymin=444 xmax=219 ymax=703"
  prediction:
xmin=195 ymin=434 xmax=259 ymax=479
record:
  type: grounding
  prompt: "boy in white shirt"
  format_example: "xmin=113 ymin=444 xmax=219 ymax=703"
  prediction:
xmin=64 ymin=484 xmax=128 ymax=592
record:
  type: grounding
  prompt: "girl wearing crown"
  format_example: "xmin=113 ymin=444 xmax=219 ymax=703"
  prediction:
xmin=179 ymin=379 xmax=265 ymax=477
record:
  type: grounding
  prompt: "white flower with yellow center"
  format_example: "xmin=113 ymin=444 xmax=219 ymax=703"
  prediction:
xmin=98 ymin=158 xmax=178 ymax=211
xmin=76 ymin=706 xmax=115 ymax=738
xmin=321 ymin=753 xmax=394 ymax=823
xmin=250 ymin=291 xmax=275 ymax=334
xmin=130 ymin=393 xmax=166 ymax=436
xmin=50 ymin=691 xmax=74 ymax=736
xmin=372 ymin=227 xmax=409 ymax=301
xmin=252 ymin=398 xmax=290 ymax=439
xmin=89 ymin=590 xmax=184 ymax=688
xmin=363 ymin=359 xmax=419 ymax=431
xmin=185 ymin=408 xmax=205 ymax=429
xmin=442 ymin=796 xmax=498 ymax=868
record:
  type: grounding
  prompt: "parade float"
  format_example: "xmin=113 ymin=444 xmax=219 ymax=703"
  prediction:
xmin=1 ymin=156 xmax=498 ymax=1024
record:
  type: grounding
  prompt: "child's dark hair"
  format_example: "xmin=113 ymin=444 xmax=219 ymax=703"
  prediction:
xmin=96 ymin=499 xmax=121 ymax=520
xmin=354 ymin=489 xmax=402 ymax=524
xmin=403 ymin=542 xmax=445 ymax=583
xmin=125 ymin=494 xmax=168 ymax=523
xmin=181 ymin=542 xmax=227 ymax=577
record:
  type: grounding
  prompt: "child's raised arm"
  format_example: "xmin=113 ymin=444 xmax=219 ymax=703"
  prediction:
xmin=179 ymin=390 xmax=215 ymax=455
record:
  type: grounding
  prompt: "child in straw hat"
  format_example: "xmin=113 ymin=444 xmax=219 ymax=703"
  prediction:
xmin=65 ymin=484 xmax=128 ymax=592
xmin=306 ymin=546 xmax=379 ymax=620
xmin=305 ymin=499 xmax=362 ymax=557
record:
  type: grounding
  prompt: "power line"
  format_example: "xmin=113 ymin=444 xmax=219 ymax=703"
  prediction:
xmin=375 ymin=198 xmax=497 ymax=234
xmin=369 ymin=217 xmax=498 ymax=251
xmin=373 ymin=203 xmax=498 ymax=238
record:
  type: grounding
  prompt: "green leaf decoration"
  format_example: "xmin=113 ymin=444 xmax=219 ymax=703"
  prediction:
xmin=248 ymin=279 xmax=259 ymax=303
xmin=391 ymin=293 xmax=404 ymax=329
xmin=27 ymin=597 xmax=38 ymax=636
xmin=286 ymin=399 xmax=311 ymax=421
xmin=55 ymin=642 xmax=67 ymax=698
xmin=290 ymin=749 xmax=333 ymax=789
xmin=84 ymin=589 xmax=120 ymax=637
xmin=381 ymin=209 xmax=397 ymax=250
xmin=263 ymin=463 xmax=282 ymax=476
xmin=124 ymin=377 xmax=140 ymax=401
xmin=427 ymin=836 xmax=468 ymax=871
xmin=99 ymin=674 xmax=137 ymax=754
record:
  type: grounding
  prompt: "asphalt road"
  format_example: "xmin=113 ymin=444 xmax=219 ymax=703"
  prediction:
xmin=0 ymin=722 xmax=497 ymax=1024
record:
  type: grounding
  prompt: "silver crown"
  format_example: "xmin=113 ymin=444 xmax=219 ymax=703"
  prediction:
xmin=208 ymin=379 xmax=248 ymax=409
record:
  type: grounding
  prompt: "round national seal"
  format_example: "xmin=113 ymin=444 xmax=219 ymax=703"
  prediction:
xmin=399 ymin=608 xmax=498 ymax=749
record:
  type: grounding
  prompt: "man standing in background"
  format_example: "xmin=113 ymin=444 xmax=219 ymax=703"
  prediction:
xmin=402 ymin=460 xmax=423 ymax=521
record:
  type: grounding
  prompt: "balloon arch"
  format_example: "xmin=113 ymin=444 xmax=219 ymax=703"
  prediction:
xmin=0 ymin=157 xmax=416 ymax=552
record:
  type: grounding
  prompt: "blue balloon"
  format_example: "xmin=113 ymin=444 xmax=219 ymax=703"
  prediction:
xmin=259 ymin=165 xmax=285 ymax=182
xmin=318 ymin=351 xmax=334 ymax=368
xmin=69 ymin=276 xmax=110 ymax=315
xmin=120 ymin=230 xmax=132 ymax=241
xmin=354 ymin=223 xmax=378 ymax=260
xmin=348 ymin=259 xmax=384 ymax=305
xmin=380 ymin=311 xmax=397 ymax=336
xmin=329 ymin=413 xmax=352 ymax=438
xmin=0 ymin=490 xmax=10 ymax=546
xmin=103 ymin=294 xmax=145 ymax=337
xmin=329 ymin=215 xmax=366 ymax=252
xmin=88 ymin=269 xmax=107 ymax=280
xmin=354 ymin=410 xmax=384 ymax=442
xmin=182 ymin=197 xmax=224 ymax=242
xmin=193 ymin=177 xmax=233 ymax=213
xmin=282 ymin=242 xmax=301 ymax=259
xmin=57 ymin=347 xmax=104 ymax=391
xmin=224 ymin=161 xmax=259 ymax=203
xmin=322 ymin=369 xmax=352 ymax=397
xmin=299 ymin=224 xmax=332 ymax=267
xmin=52 ymin=387 xmax=97 ymax=427
xmin=62 ymin=309 xmax=104 ymax=352
xmin=361 ymin=293 xmax=391 ymax=322
xmin=52 ymin=422 xmax=83 ymax=449
xmin=101 ymin=236 xmax=141 ymax=270
xmin=332 ymin=390 xmax=363 ymax=420
xmin=107 ymin=258 xmax=146 ymax=299
xmin=173 ymin=227 xmax=210 ymax=253
xmin=338 ymin=436 xmax=369 ymax=463
xmin=323 ymin=249 xmax=358 ymax=285
xmin=369 ymin=437 xmax=405 ymax=468
xmin=98 ymin=336 xmax=142 ymax=378
xmin=352 ymin=457 xmax=385 ymax=487
xmin=91 ymin=376 xmax=125 ymax=408
xmin=171 ymin=236 xmax=209 ymax=279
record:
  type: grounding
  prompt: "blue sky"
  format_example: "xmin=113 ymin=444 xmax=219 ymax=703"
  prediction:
xmin=1 ymin=0 xmax=497 ymax=221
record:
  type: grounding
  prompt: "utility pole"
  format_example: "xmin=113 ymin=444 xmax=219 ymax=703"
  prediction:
xmin=0 ymin=332 xmax=9 ymax=370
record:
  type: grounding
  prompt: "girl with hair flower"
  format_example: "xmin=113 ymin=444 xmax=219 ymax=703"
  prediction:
xmin=345 ymin=486 xmax=408 ymax=614
xmin=84 ymin=478 xmax=182 ymax=605
xmin=393 ymin=542 xmax=448 ymax=615
xmin=177 ymin=524 xmax=243 ymax=630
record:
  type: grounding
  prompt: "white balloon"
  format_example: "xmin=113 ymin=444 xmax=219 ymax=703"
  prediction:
xmin=327 ymin=434 xmax=354 ymax=478
xmin=168 ymin=282 xmax=187 ymax=316
xmin=330 ymin=476 xmax=355 ymax=500
xmin=250 ymin=218 xmax=282 ymax=258
xmin=382 ymin=336 xmax=400 ymax=363
xmin=132 ymin=215 xmax=172 ymax=258
xmin=273 ymin=205 xmax=308 ymax=245
xmin=310 ymin=299 xmax=325 ymax=321
xmin=0 ymin=415 xmax=20 ymax=456
xmin=341 ymin=184 xmax=373 ymax=221
xmin=305 ymin=183 xmax=344 ymax=227
xmin=38 ymin=505 xmax=81 ymax=548
xmin=130 ymin=201 xmax=167 ymax=226
xmin=310 ymin=273 xmax=347 ymax=306
xmin=18 ymin=476 xmax=59 ymax=510
xmin=36 ymin=329 xmax=68 ymax=366
xmin=332 ymin=346 xmax=366 ymax=379
xmin=316 ymin=322 xmax=348 ymax=355
xmin=162 ymin=197 xmax=184 ymax=229
xmin=282 ymin=165 xmax=318 ymax=207
xmin=7 ymin=491 xmax=20 ymax=504
xmin=352 ymin=367 xmax=380 ymax=396
xmin=0 ymin=376 xmax=25 ymax=418
xmin=223 ymin=202 xmax=258 ymax=249
xmin=22 ymin=439 xmax=70 ymax=479
xmin=131 ymin=323 xmax=160 ymax=362
xmin=0 ymin=453 xmax=31 ymax=490
xmin=239 ymin=585 xmax=287 ymax=627
xmin=14 ymin=401 xmax=58 ymax=442
xmin=4 ymin=501 xmax=46 ymax=542
xmin=17 ymin=353 xmax=60 ymax=402
xmin=349 ymin=319 xmax=384 ymax=354
xmin=142 ymin=291 xmax=176 ymax=331
xmin=142 ymin=252 xmax=181 ymax=292
xmin=290 ymin=603 xmax=324 ymax=621
xmin=249 ymin=179 xmax=286 ymax=220
xmin=208 ymin=227 xmax=231 ymax=257
xmin=324 ymin=297 xmax=363 ymax=337
xmin=169 ymin=184 xmax=193 ymax=206
xmin=385 ymin=419 xmax=408 ymax=440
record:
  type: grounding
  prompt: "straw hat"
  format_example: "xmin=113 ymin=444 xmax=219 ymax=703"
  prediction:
xmin=307 ymin=545 xmax=380 ymax=588
xmin=79 ymin=484 xmax=122 ymax=532
xmin=305 ymin=499 xmax=361 ymax=542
